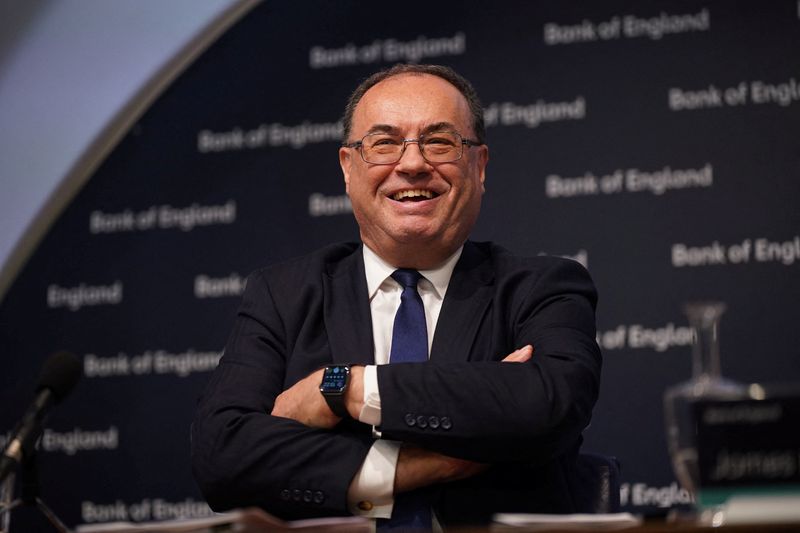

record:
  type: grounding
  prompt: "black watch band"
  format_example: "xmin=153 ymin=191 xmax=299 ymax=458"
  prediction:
xmin=319 ymin=364 xmax=351 ymax=418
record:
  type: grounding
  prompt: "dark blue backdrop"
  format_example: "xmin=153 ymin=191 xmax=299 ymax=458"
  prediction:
xmin=1 ymin=1 xmax=798 ymax=528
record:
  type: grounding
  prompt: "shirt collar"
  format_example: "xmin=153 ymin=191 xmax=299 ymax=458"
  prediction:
xmin=362 ymin=244 xmax=463 ymax=301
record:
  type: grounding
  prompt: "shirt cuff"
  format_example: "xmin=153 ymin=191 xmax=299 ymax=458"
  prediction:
xmin=359 ymin=364 xmax=381 ymax=426
xmin=347 ymin=439 xmax=400 ymax=518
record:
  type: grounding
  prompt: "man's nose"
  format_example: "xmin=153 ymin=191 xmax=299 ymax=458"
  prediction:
xmin=395 ymin=141 xmax=430 ymax=174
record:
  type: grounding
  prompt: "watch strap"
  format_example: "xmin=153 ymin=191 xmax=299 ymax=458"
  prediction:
xmin=323 ymin=392 xmax=349 ymax=419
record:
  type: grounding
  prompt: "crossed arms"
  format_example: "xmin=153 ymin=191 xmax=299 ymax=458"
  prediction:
xmin=191 ymin=246 xmax=600 ymax=519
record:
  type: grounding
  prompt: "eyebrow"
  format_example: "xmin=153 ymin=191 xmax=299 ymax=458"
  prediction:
xmin=364 ymin=122 xmax=460 ymax=136
xmin=421 ymin=122 xmax=458 ymax=135
xmin=365 ymin=124 xmax=401 ymax=135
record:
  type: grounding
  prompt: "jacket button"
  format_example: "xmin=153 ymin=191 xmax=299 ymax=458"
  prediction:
xmin=313 ymin=490 xmax=325 ymax=504
xmin=441 ymin=417 xmax=452 ymax=430
xmin=428 ymin=416 xmax=440 ymax=428
xmin=280 ymin=489 xmax=291 ymax=501
xmin=416 ymin=415 xmax=428 ymax=428
xmin=292 ymin=489 xmax=302 ymax=501
xmin=303 ymin=490 xmax=313 ymax=503
xmin=404 ymin=413 xmax=416 ymax=426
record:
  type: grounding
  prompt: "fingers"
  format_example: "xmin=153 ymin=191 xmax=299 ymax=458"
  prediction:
xmin=394 ymin=445 xmax=488 ymax=493
xmin=502 ymin=344 xmax=533 ymax=363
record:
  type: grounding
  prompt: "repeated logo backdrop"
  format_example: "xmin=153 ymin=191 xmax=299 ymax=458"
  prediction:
xmin=1 ymin=1 xmax=798 ymax=528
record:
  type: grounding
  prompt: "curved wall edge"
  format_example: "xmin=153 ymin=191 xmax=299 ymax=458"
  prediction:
xmin=0 ymin=0 xmax=261 ymax=304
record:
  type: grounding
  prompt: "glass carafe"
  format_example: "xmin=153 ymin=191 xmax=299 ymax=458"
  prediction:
xmin=663 ymin=302 xmax=748 ymax=498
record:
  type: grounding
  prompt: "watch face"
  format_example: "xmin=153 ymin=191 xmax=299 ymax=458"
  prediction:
xmin=320 ymin=365 xmax=349 ymax=394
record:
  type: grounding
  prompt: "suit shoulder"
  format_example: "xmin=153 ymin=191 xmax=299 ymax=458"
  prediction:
xmin=471 ymin=241 xmax=589 ymax=277
xmin=466 ymin=241 xmax=597 ymax=307
xmin=249 ymin=242 xmax=360 ymax=285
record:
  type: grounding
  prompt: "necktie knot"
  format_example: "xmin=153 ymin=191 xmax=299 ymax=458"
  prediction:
xmin=391 ymin=269 xmax=422 ymax=289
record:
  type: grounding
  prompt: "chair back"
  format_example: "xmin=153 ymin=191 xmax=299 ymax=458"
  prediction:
xmin=573 ymin=452 xmax=621 ymax=513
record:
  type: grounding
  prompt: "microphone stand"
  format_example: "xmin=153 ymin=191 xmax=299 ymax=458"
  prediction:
xmin=1 ymin=352 xmax=80 ymax=532
xmin=0 ymin=448 xmax=70 ymax=533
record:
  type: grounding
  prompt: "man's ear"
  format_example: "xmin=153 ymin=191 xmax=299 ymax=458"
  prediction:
xmin=477 ymin=144 xmax=489 ymax=194
xmin=339 ymin=147 xmax=352 ymax=194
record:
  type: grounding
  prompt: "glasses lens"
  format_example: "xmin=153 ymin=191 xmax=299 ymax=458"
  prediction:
xmin=362 ymin=134 xmax=403 ymax=164
xmin=420 ymin=132 xmax=462 ymax=162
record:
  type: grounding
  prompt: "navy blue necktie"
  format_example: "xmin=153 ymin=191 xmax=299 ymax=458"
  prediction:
xmin=389 ymin=269 xmax=428 ymax=364
xmin=378 ymin=269 xmax=432 ymax=531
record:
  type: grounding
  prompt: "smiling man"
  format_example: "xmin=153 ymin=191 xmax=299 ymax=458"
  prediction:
xmin=192 ymin=65 xmax=602 ymax=530
xmin=340 ymin=70 xmax=487 ymax=271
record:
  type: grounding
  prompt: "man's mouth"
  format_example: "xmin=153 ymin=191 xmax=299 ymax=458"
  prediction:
xmin=391 ymin=189 xmax=438 ymax=202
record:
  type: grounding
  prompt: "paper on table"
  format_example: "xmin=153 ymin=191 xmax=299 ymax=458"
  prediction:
xmin=721 ymin=494 xmax=800 ymax=525
xmin=492 ymin=512 xmax=642 ymax=531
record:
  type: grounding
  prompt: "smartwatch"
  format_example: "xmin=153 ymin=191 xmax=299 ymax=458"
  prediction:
xmin=319 ymin=364 xmax=351 ymax=418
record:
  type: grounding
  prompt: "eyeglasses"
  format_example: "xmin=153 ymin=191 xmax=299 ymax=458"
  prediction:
xmin=343 ymin=131 xmax=482 ymax=165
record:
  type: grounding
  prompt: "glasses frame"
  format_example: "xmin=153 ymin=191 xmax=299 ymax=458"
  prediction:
xmin=343 ymin=131 xmax=482 ymax=165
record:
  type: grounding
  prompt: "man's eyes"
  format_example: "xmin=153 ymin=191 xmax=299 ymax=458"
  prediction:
xmin=372 ymin=137 xmax=402 ymax=146
xmin=366 ymin=133 xmax=458 ymax=146
xmin=425 ymin=136 xmax=456 ymax=145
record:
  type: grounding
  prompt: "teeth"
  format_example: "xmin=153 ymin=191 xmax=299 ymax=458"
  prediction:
xmin=392 ymin=189 xmax=434 ymax=201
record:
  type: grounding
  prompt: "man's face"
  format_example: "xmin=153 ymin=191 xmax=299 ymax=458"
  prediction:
xmin=339 ymin=73 xmax=488 ymax=268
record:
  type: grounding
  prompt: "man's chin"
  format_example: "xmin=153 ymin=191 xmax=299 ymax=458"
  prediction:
xmin=390 ymin=226 xmax=442 ymax=244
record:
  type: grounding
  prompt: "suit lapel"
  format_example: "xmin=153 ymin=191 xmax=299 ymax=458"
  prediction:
xmin=430 ymin=242 xmax=494 ymax=363
xmin=323 ymin=245 xmax=375 ymax=365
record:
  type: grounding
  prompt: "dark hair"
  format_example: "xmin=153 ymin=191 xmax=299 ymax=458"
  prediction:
xmin=342 ymin=64 xmax=485 ymax=144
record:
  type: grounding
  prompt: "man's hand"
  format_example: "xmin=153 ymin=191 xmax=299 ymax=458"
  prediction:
xmin=271 ymin=366 xmax=364 ymax=428
xmin=503 ymin=344 xmax=533 ymax=363
xmin=394 ymin=445 xmax=488 ymax=494
xmin=271 ymin=346 xmax=530 ymax=429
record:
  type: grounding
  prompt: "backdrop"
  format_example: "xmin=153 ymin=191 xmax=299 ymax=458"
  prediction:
xmin=1 ymin=1 xmax=798 ymax=528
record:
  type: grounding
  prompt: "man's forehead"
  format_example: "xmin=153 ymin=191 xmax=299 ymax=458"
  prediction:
xmin=365 ymin=121 xmax=459 ymax=135
xmin=359 ymin=73 xmax=466 ymax=107
xmin=352 ymin=73 xmax=472 ymax=133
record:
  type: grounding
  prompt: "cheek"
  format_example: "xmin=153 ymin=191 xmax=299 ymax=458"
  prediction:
xmin=458 ymin=180 xmax=485 ymax=217
xmin=359 ymin=169 xmax=391 ymax=196
xmin=459 ymin=175 xmax=484 ymax=199
xmin=347 ymin=173 xmax=383 ymax=208
xmin=346 ymin=172 xmax=368 ymax=195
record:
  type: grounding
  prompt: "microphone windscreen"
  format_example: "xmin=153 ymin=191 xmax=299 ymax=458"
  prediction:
xmin=36 ymin=351 xmax=82 ymax=403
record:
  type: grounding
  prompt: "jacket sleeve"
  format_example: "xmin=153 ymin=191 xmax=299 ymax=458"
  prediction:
xmin=376 ymin=258 xmax=601 ymax=463
xmin=190 ymin=269 xmax=373 ymax=519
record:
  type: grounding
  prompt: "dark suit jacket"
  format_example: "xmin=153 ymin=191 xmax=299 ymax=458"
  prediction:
xmin=191 ymin=241 xmax=601 ymax=526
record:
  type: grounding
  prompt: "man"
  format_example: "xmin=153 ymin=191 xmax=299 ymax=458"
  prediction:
xmin=191 ymin=64 xmax=601 ymax=528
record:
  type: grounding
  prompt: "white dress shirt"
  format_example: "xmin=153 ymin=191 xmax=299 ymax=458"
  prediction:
xmin=346 ymin=244 xmax=463 ymax=518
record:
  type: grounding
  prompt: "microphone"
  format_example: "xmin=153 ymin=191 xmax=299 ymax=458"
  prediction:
xmin=0 ymin=352 xmax=81 ymax=482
